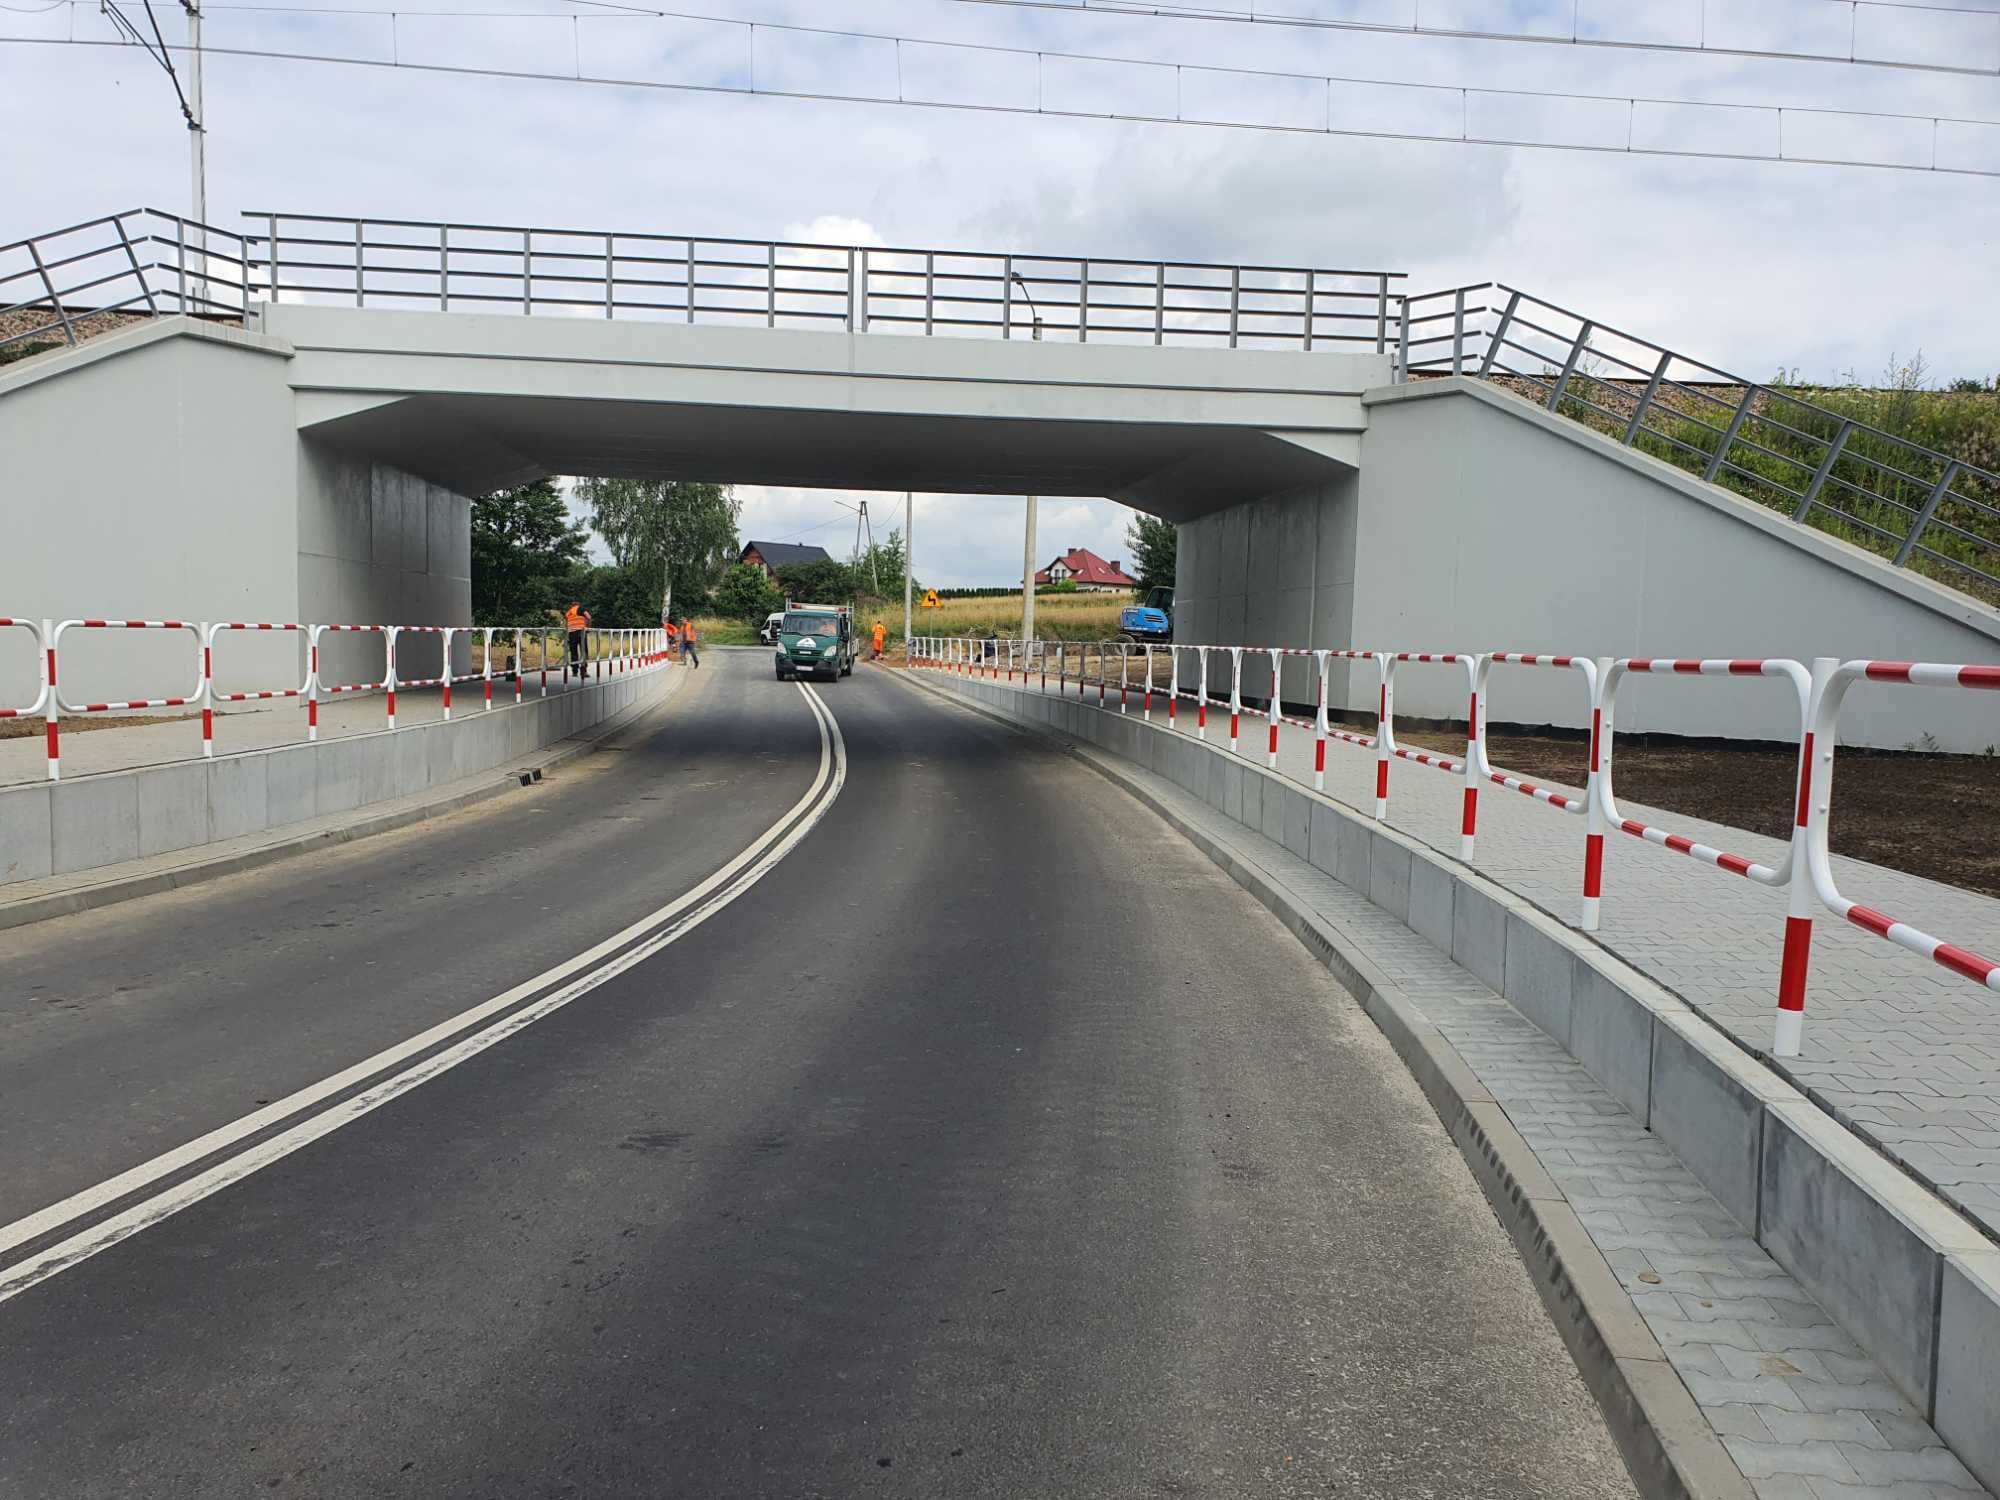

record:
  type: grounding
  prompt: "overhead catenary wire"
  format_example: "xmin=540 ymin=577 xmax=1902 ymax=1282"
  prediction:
xmin=9 ymin=4 xmax=1999 ymax=179
xmin=929 ymin=0 xmax=2000 ymax=83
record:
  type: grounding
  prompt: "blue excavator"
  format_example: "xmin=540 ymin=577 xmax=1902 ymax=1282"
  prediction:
xmin=1117 ymin=586 xmax=1175 ymax=645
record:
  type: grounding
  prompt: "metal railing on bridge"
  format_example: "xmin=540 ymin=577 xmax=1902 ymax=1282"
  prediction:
xmin=1 ymin=207 xmax=1404 ymax=357
xmin=1395 ymin=284 xmax=2000 ymax=601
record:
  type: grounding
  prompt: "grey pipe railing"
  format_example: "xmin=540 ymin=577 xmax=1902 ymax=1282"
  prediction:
xmin=1397 ymin=283 xmax=1999 ymax=599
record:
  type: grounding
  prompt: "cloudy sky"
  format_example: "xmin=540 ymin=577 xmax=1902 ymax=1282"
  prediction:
xmin=7 ymin=0 xmax=1997 ymax=583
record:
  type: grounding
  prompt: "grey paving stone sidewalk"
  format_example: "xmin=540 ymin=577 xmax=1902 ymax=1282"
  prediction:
xmin=1000 ymin=669 xmax=2000 ymax=1245
xmin=1064 ymin=723 xmax=1990 ymax=1500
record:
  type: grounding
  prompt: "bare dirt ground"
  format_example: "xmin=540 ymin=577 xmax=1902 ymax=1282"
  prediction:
xmin=0 ymin=712 xmax=191 ymax=740
xmin=1400 ymin=728 xmax=2000 ymax=899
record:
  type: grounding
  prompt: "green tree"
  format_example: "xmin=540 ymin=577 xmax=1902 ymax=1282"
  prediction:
xmin=575 ymin=478 xmax=741 ymax=620
xmin=1125 ymin=512 xmax=1178 ymax=595
xmin=572 ymin=563 xmax=660 ymax=627
xmin=714 ymin=562 xmax=784 ymax=622
xmin=471 ymin=480 xmax=590 ymax=625
xmin=774 ymin=557 xmax=859 ymax=604
xmin=851 ymin=528 xmax=915 ymax=601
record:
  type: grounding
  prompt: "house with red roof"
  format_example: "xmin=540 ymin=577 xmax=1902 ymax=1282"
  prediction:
xmin=1033 ymin=547 xmax=1140 ymax=592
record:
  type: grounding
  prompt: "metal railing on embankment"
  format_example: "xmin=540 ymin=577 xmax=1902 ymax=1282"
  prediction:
xmin=910 ymin=635 xmax=1999 ymax=1060
xmin=1395 ymin=284 xmax=2000 ymax=599
xmin=1 ymin=615 xmax=669 ymax=783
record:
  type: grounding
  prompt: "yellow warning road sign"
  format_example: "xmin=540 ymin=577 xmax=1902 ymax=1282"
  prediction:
xmin=920 ymin=589 xmax=943 ymax=609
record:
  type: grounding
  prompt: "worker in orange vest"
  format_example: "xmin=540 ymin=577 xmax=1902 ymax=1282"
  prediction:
xmin=871 ymin=619 xmax=887 ymax=660
xmin=563 ymin=601 xmax=591 ymax=680
xmin=664 ymin=618 xmax=680 ymax=660
xmin=681 ymin=618 xmax=700 ymax=669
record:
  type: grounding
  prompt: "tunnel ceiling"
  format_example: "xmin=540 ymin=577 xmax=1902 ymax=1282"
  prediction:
xmin=299 ymin=393 xmax=1352 ymax=519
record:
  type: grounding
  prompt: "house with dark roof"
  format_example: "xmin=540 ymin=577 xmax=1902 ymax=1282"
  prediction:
xmin=1033 ymin=547 xmax=1140 ymax=592
xmin=741 ymin=540 xmax=835 ymax=581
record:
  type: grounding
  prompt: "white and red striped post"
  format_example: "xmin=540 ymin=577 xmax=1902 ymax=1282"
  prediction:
xmin=1581 ymin=658 xmax=1611 ymax=932
xmin=1373 ymin=655 xmax=1391 ymax=818
xmin=1167 ymin=646 xmax=1179 ymax=729
xmin=1119 ymin=644 xmax=1129 ymax=713
xmin=1040 ymin=642 xmax=1048 ymax=692
xmin=1197 ymin=647 xmax=1209 ymax=739
xmin=514 ymin=629 xmax=524 ymax=704
xmin=42 ymin=618 xmax=59 ymax=782
xmin=1767 ymin=657 xmax=1837 ymax=1057
xmin=1266 ymin=648 xmax=1281 ymax=766
xmin=307 ymin=636 xmax=321 ymax=741
xmin=1460 ymin=655 xmax=1485 ymax=860
xmin=385 ymin=627 xmax=399 ymax=728
xmin=483 ymin=627 xmax=495 ymax=709
xmin=1313 ymin=651 xmax=1330 ymax=791
xmin=200 ymin=622 xmax=215 ymax=758
xmin=1143 ymin=645 xmax=1153 ymax=719
xmin=440 ymin=628 xmax=457 ymax=720
xmin=1228 ymin=647 xmax=1243 ymax=755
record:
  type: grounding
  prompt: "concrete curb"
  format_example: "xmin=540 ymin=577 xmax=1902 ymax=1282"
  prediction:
xmin=0 ymin=671 xmax=687 ymax=933
xmin=893 ymin=666 xmax=1749 ymax=1500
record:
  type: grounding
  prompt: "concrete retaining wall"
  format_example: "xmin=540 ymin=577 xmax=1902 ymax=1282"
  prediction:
xmin=1176 ymin=378 xmax=2000 ymax=751
xmin=0 ymin=320 xmax=475 ymax=706
xmin=0 ymin=670 xmax=665 ymax=886
xmin=921 ymin=669 xmax=2000 ymax=1493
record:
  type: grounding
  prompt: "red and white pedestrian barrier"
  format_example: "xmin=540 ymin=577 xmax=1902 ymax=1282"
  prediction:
xmin=201 ymin=622 xmax=310 ymax=758
xmin=0 ymin=617 xmax=54 ymax=780
xmin=1479 ymin=655 xmax=1602 ymax=926
xmin=1381 ymin=653 xmax=1484 ymax=860
xmin=46 ymin=619 xmax=205 ymax=783
xmin=1799 ymin=659 xmax=2000 ymax=1033
xmin=918 ymin=632 xmax=2000 ymax=1058
xmin=1595 ymin=657 xmax=1815 ymax=1053
xmin=309 ymin=623 xmax=397 ymax=729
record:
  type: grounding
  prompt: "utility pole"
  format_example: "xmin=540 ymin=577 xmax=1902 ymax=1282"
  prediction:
xmin=1021 ymin=493 xmax=1039 ymax=644
xmin=1010 ymin=269 xmax=1044 ymax=647
xmin=186 ymin=0 xmax=205 ymax=227
xmin=903 ymin=490 xmax=913 ymax=653
xmin=101 ymin=0 xmax=208 ymax=299
xmin=185 ymin=0 xmax=207 ymax=307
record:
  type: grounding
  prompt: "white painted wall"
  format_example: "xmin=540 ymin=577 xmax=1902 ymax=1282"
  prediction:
xmin=1177 ymin=379 xmax=2000 ymax=752
xmin=0 ymin=322 xmax=476 ymax=706
xmin=0 ymin=324 xmax=300 ymax=707
xmin=1173 ymin=471 xmax=1363 ymax=707
xmin=297 ymin=440 xmax=473 ymax=686
xmin=1354 ymin=383 xmax=2000 ymax=751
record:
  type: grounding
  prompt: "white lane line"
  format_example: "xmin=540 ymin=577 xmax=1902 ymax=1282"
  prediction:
xmin=0 ymin=681 xmax=846 ymax=1304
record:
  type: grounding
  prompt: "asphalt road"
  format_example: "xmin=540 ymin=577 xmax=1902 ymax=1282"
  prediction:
xmin=0 ymin=648 xmax=1638 ymax=1498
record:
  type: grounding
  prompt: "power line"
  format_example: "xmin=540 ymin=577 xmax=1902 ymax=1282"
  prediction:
xmin=928 ymin=0 xmax=2000 ymax=83
xmin=9 ymin=10 xmax=1998 ymax=179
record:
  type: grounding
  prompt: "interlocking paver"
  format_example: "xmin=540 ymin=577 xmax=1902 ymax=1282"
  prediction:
xmin=941 ymin=673 xmax=1993 ymax=1500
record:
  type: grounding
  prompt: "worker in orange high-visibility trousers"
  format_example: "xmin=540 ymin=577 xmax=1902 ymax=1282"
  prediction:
xmin=871 ymin=619 xmax=887 ymax=661
xmin=563 ymin=601 xmax=591 ymax=681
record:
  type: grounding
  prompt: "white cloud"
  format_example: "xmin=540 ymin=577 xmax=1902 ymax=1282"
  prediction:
xmin=7 ymin=0 xmax=1998 ymax=591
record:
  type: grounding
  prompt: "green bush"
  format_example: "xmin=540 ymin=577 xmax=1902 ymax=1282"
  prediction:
xmin=714 ymin=563 xmax=784 ymax=622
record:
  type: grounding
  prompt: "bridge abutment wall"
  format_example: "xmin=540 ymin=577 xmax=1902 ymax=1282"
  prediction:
xmin=1178 ymin=379 xmax=2000 ymax=751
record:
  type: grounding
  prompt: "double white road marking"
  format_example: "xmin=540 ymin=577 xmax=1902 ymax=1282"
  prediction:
xmin=0 ymin=681 xmax=846 ymax=1305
